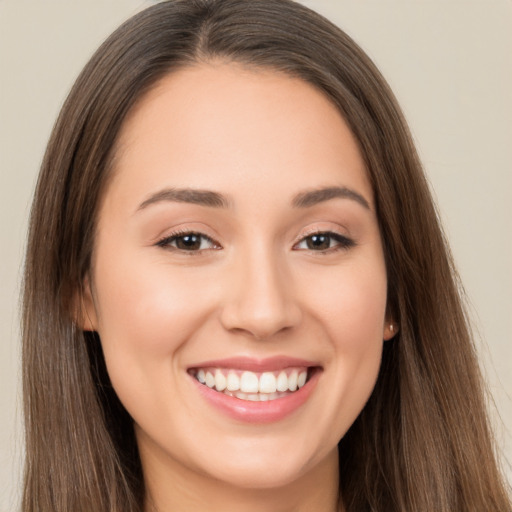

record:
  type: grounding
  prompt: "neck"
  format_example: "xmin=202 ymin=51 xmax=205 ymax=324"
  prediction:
xmin=141 ymin=444 xmax=341 ymax=512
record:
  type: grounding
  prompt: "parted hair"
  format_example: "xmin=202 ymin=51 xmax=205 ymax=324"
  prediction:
xmin=22 ymin=0 xmax=510 ymax=510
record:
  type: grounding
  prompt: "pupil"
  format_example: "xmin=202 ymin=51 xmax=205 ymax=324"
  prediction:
xmin=307 ymin=234 xmax=330 ymax=250
xmin=177 ymin=234 xmax=200 ymax=250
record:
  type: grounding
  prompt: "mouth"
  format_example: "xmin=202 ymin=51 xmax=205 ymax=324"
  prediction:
xmin=187 ymin=356 xmax=322 ymax=423
xmin=188 ymin=366 xmax=314 ymax=402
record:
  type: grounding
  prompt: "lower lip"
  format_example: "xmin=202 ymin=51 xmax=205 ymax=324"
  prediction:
xmin=191 ymin=370 xmax=320 ymax=424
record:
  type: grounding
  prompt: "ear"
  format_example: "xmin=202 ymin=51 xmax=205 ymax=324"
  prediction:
xmin=73 ymin=276 xmax=99 ymax=331
xmin=383 ymin=319 xmax=399 ymax=341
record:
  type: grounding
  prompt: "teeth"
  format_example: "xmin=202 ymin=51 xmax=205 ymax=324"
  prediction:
xmin=259 ymin=372 xmax=277 ymax=393
xmin=226 ymin=372 xmax=240 ymax=391
xmin=214 ymin=370 xmax=227 ymax=391
xmin=288 ymin=370 xmax=298 ymax=391
xmin=205 ymin=371 xmax=215 ymax=388
xmin=193 ymin=367 xmax=310 ymax=400
xmin=297 ymin=370 xmax=307 ymax=388
xmin=276 ymin=371 xmax=288 ymax=392
xmin=240 ymin=371 xmax=259 ymax=393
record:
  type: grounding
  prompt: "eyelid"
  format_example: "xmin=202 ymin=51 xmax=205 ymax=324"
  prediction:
xmin=155 ymin=229 xmax=222 ymax=252
xmin=292 ymin=228 xmax=356 ymax=252
xmin=293 ymin=225 xmax=347 ymax=243
xmin=153 ymin=225 xmax=355 ymax=253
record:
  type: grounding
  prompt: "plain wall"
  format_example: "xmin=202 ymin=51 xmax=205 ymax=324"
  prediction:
xmin=1 ymin=1 xmax=510 ymax=510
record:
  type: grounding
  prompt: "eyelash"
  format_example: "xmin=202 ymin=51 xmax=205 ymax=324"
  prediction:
xmin=155 ymin=230 xmax=220 ymax=253
xmin=155 ymin=230 xmax=355 ymax=254
xmin=293 ymin=231 xmax=355 ymax=253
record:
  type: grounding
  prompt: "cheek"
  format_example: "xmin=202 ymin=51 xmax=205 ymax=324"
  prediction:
xmin=329 ymin=264 xmax=386 ymax=384
xmin=308 ymin=257 xmax=388 ymax=350
xmin=301 ymin=256 xmax=387 ymax=432
xmin=95 ymin=252 xmax=208 ymax=344
xmin=91 ymin=250 xmax=218 ymax=397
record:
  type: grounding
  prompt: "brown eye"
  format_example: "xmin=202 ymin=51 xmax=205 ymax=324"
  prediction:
xmin=306 ymin=234 xmax=331 ymax=250
xmin=157 ymin=232 xmax=219 ymax=252
xmin=295 ymin=232 xmax=355 ymax=252
xmin=175 ymin=234 xmax=202 ymax=250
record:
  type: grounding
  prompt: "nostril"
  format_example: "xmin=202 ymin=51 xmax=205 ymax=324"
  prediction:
xmin=218 ymin=256 xmax=303 ymax=339
xmin=219 ymin=297 xmax=302 ymax=340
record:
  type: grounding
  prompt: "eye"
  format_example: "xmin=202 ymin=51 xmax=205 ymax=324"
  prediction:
xmin=294 ymin=232 xmax=355 ymax=252
xmin=156 ymin=231 xmax=220 ymax=252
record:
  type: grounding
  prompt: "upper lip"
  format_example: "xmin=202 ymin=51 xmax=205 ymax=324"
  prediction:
xmin=188 ymin=356 xmax=321 ymax=373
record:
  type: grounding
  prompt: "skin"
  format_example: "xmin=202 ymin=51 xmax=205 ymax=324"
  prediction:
xmin=81 ymin=62 xmax=394 ymax=512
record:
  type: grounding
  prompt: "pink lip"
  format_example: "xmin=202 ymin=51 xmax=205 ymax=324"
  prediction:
xmin=188 ymin=359 xmax=321 ymax=424
xmin=188 ymin=355 xmax=320 ymax=372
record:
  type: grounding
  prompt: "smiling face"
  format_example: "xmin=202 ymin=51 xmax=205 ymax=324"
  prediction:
xmin=82 ymin=63 xmax=392 ymax=507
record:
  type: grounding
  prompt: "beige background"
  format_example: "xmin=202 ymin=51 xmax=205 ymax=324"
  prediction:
xmin=1 ymin=1 xmax=510 ymax=509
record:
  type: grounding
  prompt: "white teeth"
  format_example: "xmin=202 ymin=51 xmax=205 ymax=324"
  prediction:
xmin=194 ymin=367 xmax=311 ymax=399
xmin=276 ymin=371 xmax=288 ymax=392
xmin=226 ymin=372 xmax=240 ymax=391
xmin=288 ymin=370 xmax=298 ymax=391
xmin=259 ymin=372 xmax=277 ymax=393
xmin=297 ymin=370 xmax=307 ymax=388
xmin=205 ymin=371 xmax=215 ymax=388
xmin=214 ymin=370 xmax=227 ymax=391
xmin=240 ymin=371 xmax=259 ymax=393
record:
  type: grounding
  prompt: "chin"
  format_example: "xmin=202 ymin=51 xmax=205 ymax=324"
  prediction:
xmin=187 ymin=434 xmax=337 ymax=491
xmin=201 ymin=454 xmax=315 ymax=490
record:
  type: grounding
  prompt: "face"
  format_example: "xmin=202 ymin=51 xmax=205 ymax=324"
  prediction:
xmin=83 ymin=63 xmax=392 ymax=496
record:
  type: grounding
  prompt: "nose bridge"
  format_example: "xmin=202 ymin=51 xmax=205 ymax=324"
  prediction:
xmin=220 ymin=242 xmax=301 ymax=339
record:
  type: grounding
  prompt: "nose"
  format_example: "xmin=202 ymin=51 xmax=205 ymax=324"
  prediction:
xmin=219 ymin=249 xmax=302 ymax=340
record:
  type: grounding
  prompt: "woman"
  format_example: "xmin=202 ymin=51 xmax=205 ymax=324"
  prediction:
xmin=21 ymin=0 xmax=511 ymax=510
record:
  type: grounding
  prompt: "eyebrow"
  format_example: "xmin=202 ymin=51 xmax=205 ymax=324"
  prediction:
xmin=136 ymin=185 xmax=370 ymax=212
xmin=292 ymin=186 xmax=370 ymax=210
xmin=137 ymin=188 xmax=230 ymax=210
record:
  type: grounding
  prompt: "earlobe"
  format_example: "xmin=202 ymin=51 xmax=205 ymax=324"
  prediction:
xmin=383 ymin=321 xmax=398 ymax=341
xmin=73 ymin=277 xmax=98 ymax=332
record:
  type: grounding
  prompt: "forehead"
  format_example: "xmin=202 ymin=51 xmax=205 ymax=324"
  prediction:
xmin=106 ymin=62 xmax=372 ymax=211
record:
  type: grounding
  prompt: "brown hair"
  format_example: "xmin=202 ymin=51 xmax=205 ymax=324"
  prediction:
xmin=22 ymin=0 xmax=510 ymax=510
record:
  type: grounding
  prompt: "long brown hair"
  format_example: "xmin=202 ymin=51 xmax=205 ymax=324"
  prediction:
xmin=22 ymin=1 xmax=510 ymax=510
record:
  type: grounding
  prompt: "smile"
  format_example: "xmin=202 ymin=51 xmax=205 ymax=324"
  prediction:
xmin=190 ymin=367 xmax=309 ymax=402
xmin=188 ymin=357 xmax=321 ymax=423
